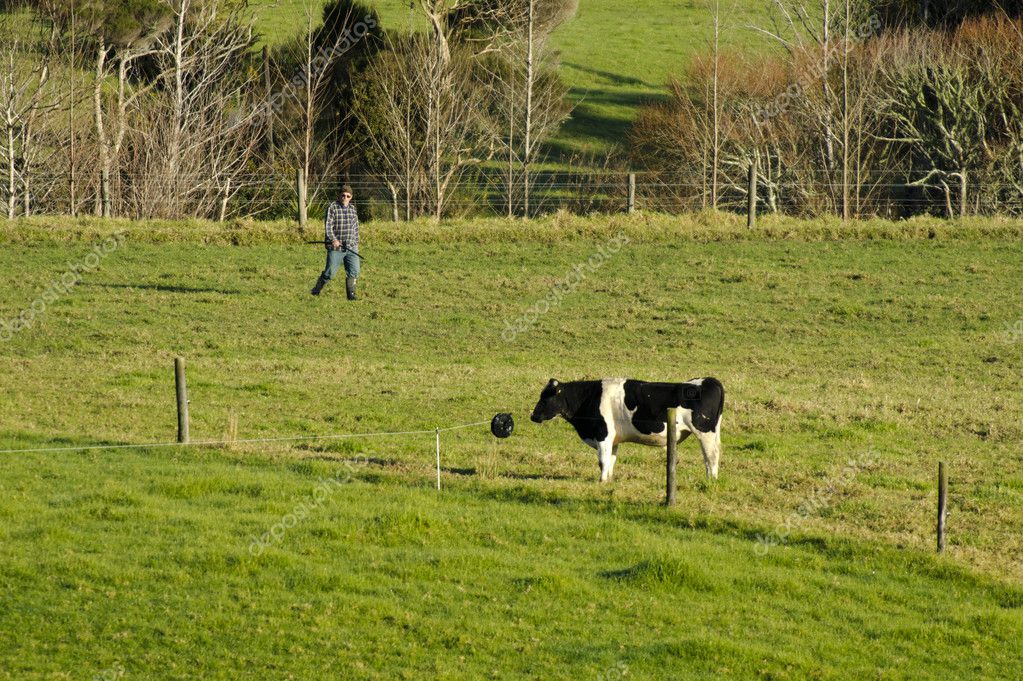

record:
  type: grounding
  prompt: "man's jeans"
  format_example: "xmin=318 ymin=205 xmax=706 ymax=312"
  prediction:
xmin=321 ymin=248 xmax=360 ymax=282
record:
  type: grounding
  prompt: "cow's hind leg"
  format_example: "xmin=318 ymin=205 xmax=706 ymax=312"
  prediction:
xmin=694 ymin=429 xmax=720 ymax=480
xmin=597 ymin=438 xmax=615 ymax=483
xmin=712 ymin=418 xmax=722 ymax=477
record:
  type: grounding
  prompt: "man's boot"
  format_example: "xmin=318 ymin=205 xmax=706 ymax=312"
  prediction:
xmin=345 ymin=277 xmax=357 ymax=301
xmin=311 ymin=275 xmax=328 ymax=296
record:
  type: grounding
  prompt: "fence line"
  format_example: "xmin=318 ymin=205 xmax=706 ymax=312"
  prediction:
xmin=5 ymin=168 xmax=1023 ymax=222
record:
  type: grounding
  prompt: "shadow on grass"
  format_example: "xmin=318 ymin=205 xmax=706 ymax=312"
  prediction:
xmin=600 ymin=558 xmax=718 ymax=592
xmin=546 ymin=87 xmax=670 ymax=161
xmin=302 ymin=455 xmax=401 ymax=469
xmin=82 ymin=282 xmax=242 ymax=295
xmin=561 ymin=61 xmax=661 ymax=89
xmin=0 ymin=430 xmax=140 ymax=453
xmin=503 ymin=472 xmax=574 ymax=481
xmin=443 ymin=466 xmax=477 ymax=477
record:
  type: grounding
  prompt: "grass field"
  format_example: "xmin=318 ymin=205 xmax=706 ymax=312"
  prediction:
xmin=1 ymin=215 xmax=1022 ymax=677
xmin=248 ymin=0 xmax=772 ymax=154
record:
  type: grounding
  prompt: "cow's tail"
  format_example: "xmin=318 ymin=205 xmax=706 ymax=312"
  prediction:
xmin=698 ymin=377 xmax=725 ymax=433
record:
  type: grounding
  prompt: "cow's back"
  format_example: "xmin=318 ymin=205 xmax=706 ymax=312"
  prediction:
xmin=605 ymin=377 xmax=724 ymax=446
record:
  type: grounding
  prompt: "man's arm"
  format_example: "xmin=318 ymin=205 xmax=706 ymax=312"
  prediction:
xmin=325 ymin=203 xmax=341 ymax=249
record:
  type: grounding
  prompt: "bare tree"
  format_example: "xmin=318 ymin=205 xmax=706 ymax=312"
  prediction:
xmin=756 ymin=0 xmax=843 ymax=212
xmin=270 ymin=1 xmax=379 ymax=220
xmin=72 ymin=1 xmax=169 ymax=217
xmin=474 ymin=0 xmax=573 ymax=216
xmin=711 ymin=0 xmax=721 ymax=208
xmin=130 ymin=0 xmax=260 ymax=219
xmin=0 ymin=11 xmax=59 ymax=219
xmin=353 ymin=34 xmax=432 ymax=220
xmin=519 ymin=0 xmax=574 ymax=215
xmin=842 ymin=0 xmax=850 ymax=220
xmin=416 ymin=0 xmax=514 ymax=218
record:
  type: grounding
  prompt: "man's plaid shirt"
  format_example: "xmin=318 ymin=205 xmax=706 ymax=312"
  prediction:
xmin=324 ymin=201 xmax=359 ymax=250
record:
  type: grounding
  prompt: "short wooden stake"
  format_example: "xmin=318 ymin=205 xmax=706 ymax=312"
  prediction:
xmin=435 ymin=428 xmax=441 ymax=491
xmin=175 ymin=357 xmax=189 ymax=444
xmin=665 ymin=407 xmax=678 ymax=506
xmin=937 ymin=461 xmax=947 ymax=553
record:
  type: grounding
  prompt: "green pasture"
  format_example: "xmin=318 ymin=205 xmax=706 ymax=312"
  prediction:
xmin=1 ymin=215 xmax=1022 ymax=677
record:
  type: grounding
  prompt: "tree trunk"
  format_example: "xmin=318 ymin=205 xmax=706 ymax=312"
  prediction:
xmin=263 ymin=45 xmax=274 ymax=165
xmin=219 ymin=178 xmax=230 ymax=222
xmin=69 ymin=6 xmax=77 ymax=216
xmin=523 ymin=0 xmax=534 ymax=217
xmin=959 ymin=170 xmax=967 ymax=218
xmin=822 ymin=0 xmax=835 ymax=174
xmin=841 ymin=0 xmax=851 ymax=222
xmin=6 ymin=124 xmax=14 ymax=220
xmin=711 ymin=0 xmax=720 ymax=210
xmin=388 ymin=181 xmax=399 ymax=222
xmin=405 ymin=91 xmax=412 ymax=221
xmin=167 ymin=0 xmax=189 ymax=208
xmin=434 ymin=107 xmax=441 ymax=220
xmin=508 ymin=80 xmax=515 ymax=218
xmin=303 ymin=12 xmax=313 ymax=208
xmin=21 ymin=167 xmax=29 ymax=217
xmin=94 ymin=43 xmax=111 ymax=218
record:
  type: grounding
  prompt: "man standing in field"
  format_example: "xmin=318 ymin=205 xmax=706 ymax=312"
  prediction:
xmin=311 ymin=184 xmax=361 ymax=300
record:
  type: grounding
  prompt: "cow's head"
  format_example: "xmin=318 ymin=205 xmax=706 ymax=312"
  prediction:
xmin=530 ymin=378 xmax=565 ymax=423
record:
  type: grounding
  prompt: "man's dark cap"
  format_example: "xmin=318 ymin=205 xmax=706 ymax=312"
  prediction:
xmin=341 ymin=184 xmax=353 ymax=197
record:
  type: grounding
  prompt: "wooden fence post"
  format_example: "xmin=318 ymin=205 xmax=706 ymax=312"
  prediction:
xmin=747 ymin=155 xmax=758 ymax=229
xmin=296 ymin=168 xmax=307 ymax=233
xmin=435 ymin=428 xmax=441 ymax=491
xmin=175 ymin=357 xmax=189 ymax=444
xmin=627 ymin=172 xmax=636 ymax=214
xmin=937 ymin=461 xmax=947 ymax=553
xmin=665 ymin=408 xmax=678 ymax=506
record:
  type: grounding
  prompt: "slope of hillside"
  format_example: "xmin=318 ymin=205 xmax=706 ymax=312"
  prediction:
xmin=249 ymin=0 xmax=772 ymax=155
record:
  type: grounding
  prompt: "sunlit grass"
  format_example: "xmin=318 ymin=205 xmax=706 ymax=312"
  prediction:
xmin=1 ymin=217 xmax=1022 ymax=676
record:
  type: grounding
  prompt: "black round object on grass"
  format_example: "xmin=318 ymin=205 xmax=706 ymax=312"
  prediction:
xmin=491 ymin=413 xmax=514 ymax=439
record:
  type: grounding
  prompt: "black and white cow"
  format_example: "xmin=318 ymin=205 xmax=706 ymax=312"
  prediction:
xmin=530 ymin=377 xmax=725 ymax=482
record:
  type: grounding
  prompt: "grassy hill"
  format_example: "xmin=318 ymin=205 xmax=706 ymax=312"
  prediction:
xmin=3 ymin=447 xmax=1021 ymax=678
xmin=249 ymin=0 xmax=773 ymax=155
xmin=1 ymin=215 xmax=1022 ymax=676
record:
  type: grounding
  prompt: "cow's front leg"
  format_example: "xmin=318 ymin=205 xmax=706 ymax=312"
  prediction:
xmin=597 ymin=438 xmax=615 ymax=482
xmin=607 ymin=443 xmax=620 ymax=480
